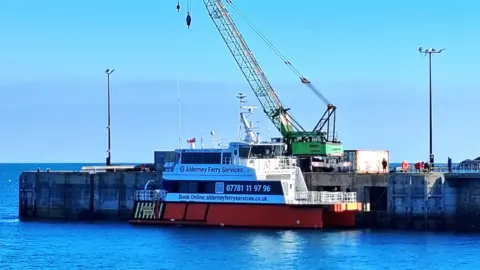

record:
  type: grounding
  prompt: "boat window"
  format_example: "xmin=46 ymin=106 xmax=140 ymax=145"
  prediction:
xmin=188 ymin=181 xmax=198 ymax=193
xmin=182 ymin=152 xmax=222 ymax=164
xmin=198 ymin=182 xmax=207 ymax=193
xmin=163 ymin=181 xmax=179 ymax=192
xmin=238 ymin=146 xmax=250 ymax=158
xmin=164 ymin=181 xmax=209 ymax=193
xmin=222 ymin=152 xmax=232 ymax=164
xmin=178 ymin=181 xmax=191 ymax=193
xmin=249 ymin=145 xmax=283 ymax=158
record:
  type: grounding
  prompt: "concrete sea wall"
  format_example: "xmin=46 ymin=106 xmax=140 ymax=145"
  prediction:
xmin=19 ymin=171 xmax=160 ymax=221
xmin=387 ymin=173 xmax=452 ymax=229
xmin=18 ymin=168 xmax=480 ymax=230
xmin=444 ymin=173 xmax=480 ymax=230
xmin=18 ymin=171 xmax=387 ymax=222
xmin=387 ymin=172 xmax=480 ymax=230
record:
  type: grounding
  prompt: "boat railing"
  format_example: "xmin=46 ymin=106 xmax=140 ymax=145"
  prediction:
xmin=134 ymin=189 xmax=167 ymax=201
xmin=277 ymin=157 xmax=297 ymax=170
xmin=289 ymin=191 xmax=357 ymax=205
xmin=81 ymin=165 xmax=136 ymax=173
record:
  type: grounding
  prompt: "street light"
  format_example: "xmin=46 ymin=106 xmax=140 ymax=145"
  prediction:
xmin=418 ymin=47 xmax=445 ymax=167
xmin=105 ymin=68 xmax=115 ymax=166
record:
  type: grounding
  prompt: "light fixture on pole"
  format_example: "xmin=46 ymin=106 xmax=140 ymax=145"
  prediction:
xmin=105 ymin=68 xmax=115 ymax=166
xmin=418 ymin=47 xmax=444 ymax=167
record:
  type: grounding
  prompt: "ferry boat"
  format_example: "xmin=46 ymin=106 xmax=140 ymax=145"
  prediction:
xmin=129 ymin=97 xmax=361 ymax=229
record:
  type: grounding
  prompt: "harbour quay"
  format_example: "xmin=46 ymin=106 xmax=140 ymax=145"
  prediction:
xmin=17 ymin=168 xmax=387 ymax=222
xmin=18 ymin=170 xmax=160 ymax=221
xmin=18 ymin=151 xmax=175 ymax=221
xmin=18 ymin=167 xmax=388 ymax=222
xmin=17 ymin=151 xmax=480 ymax=231
xmin=387 ymin=172 xmax=480 ymax=230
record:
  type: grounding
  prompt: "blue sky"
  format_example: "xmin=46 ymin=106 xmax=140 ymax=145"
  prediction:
xmin=0 ymin=0 xmax=478 ymax=163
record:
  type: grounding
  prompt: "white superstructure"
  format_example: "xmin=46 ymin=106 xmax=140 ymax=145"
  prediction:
xmin=154 ymin=95 xmax=357 ymax=206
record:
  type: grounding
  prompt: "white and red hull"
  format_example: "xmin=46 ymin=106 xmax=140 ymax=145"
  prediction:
xmin=129 ymin=201 xmax=361 ymax=229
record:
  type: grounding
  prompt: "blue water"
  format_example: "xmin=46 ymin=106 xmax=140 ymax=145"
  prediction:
xmin=1 ymin=163 xmax=479 ymax=269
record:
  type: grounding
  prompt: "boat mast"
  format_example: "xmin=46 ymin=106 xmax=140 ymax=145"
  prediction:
xmin=236 ymin=93 xmax=247 ymax=140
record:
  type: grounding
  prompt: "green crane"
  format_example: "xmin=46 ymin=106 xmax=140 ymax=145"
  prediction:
xmin=177 ymin=0 xmax=344 ymax=158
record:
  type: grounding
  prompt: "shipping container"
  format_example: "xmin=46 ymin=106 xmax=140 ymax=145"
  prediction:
xmin=343 ymin=150 xmax=389 ymax=173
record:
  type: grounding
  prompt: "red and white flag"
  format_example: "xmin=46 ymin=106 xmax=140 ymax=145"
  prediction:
xmin=186 ymin=137 xmax=196 ymax=144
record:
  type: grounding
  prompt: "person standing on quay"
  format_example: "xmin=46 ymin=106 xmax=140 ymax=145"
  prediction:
xmin=448 ymin=157 xmax=452 ymax=173
xmin=382 ymin=158 xmax=388 ymax=172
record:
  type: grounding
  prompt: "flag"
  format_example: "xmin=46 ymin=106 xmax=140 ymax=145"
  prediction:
xmin=187 ymin=137 xmax=196 ymax=144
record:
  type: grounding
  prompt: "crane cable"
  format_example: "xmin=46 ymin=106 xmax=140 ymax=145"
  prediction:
xmin=226 ymin=1 xmax=301 ymax=77
xmin=225 ymin=1 xmax=331 ymax=105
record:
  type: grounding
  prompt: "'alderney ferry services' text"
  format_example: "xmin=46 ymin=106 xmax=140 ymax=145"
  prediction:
xmin=180 ymin=166 xmax=245 ymax=174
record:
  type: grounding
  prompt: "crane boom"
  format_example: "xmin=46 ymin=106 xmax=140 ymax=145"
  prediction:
xmin=203 ymin=0 xmax=305 ymax=135
xmin=223 ymin=2 xmax=337 ymax=135
xmin=186 ymin=0 xmax=344 ymax=157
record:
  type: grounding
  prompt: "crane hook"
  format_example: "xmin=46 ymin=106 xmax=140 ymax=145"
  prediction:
xmin=176 ymin=0 xmax=180 ymax=12
xmin=186 ymin=12 xmax=192 ymax=29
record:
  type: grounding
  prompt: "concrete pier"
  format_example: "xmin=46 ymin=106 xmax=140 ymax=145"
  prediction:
xmin=18 ymin=165 xmax=480 ymax=231
xmin=304 ymin=172 xmax=389 ymax=213
xmin=18 ymin=170 xmax=387 ymax=222
xmin=444 ymin=173 xmax=480 ymax=230
xmin=19 ymin=171 xmax=160 ymax=221
xmin=387 ymin=172 xmax=480 ymax=230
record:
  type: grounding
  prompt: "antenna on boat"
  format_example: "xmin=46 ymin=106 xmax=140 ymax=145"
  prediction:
xmin=176 ymin=69 xmax=182 ymax=149
xmin=236 ymin=92 xmax=247 ymax=140
xmin=256 ymin=120 xmax=261 ymax=142
xmin=210 ymin=130 xmax=216 ymax=148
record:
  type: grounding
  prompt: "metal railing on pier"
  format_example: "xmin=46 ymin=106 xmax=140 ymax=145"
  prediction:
xmin=391 ymin=163 xmax=480 ymax=174
xmin=288 ymin=191 xmax=357 ymax=205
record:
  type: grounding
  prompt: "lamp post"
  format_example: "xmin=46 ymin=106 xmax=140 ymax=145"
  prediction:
xmin=105 ymin=68 xmax=115 ymax=166
xmin=418 ymin=47 xmax=444 ymax=167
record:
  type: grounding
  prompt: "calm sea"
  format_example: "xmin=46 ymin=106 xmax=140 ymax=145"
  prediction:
xmin=0 ymin=163 xmax=478 ymax=269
